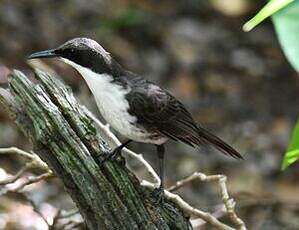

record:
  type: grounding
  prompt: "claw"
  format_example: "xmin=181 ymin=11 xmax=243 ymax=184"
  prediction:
xmin=100 ymin=147 xmax=123 ymax=165
xmin=151 ymin=186 xmax=165 ymax=204
xmin=100 ymin=140 xmax=132 ymax=166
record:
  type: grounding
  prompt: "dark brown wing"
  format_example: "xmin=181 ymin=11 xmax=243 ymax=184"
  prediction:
xmin=126 ymin=80 xmax=243 ymax=159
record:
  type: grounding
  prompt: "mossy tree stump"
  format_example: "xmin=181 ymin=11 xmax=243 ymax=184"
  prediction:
xmin=0 ymin=69 xmax=192 ymax=230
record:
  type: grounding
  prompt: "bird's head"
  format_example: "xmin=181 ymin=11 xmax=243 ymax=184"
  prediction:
xmin=28 ymin=37 xmax=112 ymax=74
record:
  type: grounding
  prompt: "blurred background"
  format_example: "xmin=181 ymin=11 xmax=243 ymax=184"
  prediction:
xmin=0 ymin=0 xmax=298 ymax=229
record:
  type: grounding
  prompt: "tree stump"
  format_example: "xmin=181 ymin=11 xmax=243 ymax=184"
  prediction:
xmin=0 ymin=69 xmax=192 ymax=230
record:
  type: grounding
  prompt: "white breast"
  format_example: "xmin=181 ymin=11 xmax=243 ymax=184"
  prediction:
xmin=61 ymin=58 xmax=167 ymax=145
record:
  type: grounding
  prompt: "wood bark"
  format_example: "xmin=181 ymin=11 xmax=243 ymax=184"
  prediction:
xmin=0 ymin=69 xmax=192 ymax=230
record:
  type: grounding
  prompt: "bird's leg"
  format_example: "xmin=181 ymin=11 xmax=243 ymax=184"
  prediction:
xmin=101 ymin=139 xmax=132 ymax=164
xmin=152 ymin=144 xmax=165 ymax=203
xmin=157 ymin=145 xmax=165 ymax=190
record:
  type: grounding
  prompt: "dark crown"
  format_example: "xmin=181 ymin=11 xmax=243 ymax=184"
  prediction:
xmin=55 ymin=38 xmax=112 ymax=72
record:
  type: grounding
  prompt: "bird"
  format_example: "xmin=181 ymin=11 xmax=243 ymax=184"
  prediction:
xmin=28 ymin=37 xmax=243 ymax=196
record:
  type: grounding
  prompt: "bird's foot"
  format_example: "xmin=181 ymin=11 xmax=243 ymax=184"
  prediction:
xmin=151 ymin=186 xmax=165 ymax=204
xmin=100 ymin=147 xmax=124 ymax=165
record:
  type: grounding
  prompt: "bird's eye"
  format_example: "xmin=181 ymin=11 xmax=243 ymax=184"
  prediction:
xmin=70 ymin=48 xmax=75 ymax=53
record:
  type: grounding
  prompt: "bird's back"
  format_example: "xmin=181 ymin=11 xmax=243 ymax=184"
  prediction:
xmin=125 ymin=75 xmax=242 ymax=159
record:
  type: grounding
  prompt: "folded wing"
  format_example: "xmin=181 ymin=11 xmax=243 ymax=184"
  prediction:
xmin=126 ymin=80 xmax=243 ymax=159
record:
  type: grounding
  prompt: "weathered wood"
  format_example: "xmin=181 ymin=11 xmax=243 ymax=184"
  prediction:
xmin=0 ymin=69 xmax=192 ymax=230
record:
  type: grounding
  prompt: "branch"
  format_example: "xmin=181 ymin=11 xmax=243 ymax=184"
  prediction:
xmin=0 ymin=163 xmax=29 ymax=185
xmin=0 ymin=171 xmax=53 ymax=196
xmin=51 ymin=208 xmax=83 ymax=230
xmin=167 ymin=172 xmax=246 ymax=230
xmin=190 ymin=205 xmax=227 ymax=229
xmin=0 ymin=147 xmax=49 ymax=170
xmin=58 ymin=209 xmax=80 ymax=219
xmin=0 ymin=147 xmax=53 ymax=195
xmin=27 ymin=196 xmax=52 ymax=228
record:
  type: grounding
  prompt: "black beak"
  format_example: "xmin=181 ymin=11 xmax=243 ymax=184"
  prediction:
xmin=27 ymin=49 xmax=58 ymax=60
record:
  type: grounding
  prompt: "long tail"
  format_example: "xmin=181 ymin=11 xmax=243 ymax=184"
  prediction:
xmin=198 ymin=127 xmax=243 ymax=159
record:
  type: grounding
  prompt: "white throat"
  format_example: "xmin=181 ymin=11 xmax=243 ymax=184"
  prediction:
xmin=61 ymin=58 xmax=135 ymax=131
xmin=61 ymin=57 xmax=131 ymax=111
xmin=61 ymin=58 xmax=121 ymax=93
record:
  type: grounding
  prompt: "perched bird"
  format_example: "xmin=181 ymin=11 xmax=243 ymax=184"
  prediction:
xmin=28 ymin=37 xmax=242 ymax=193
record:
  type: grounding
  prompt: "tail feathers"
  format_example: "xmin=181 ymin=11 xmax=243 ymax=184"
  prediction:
xmin=198 ymin=127 xmax=243 ymax=159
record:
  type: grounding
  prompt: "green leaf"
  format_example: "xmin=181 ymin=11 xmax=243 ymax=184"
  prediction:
xmin=243 ymin=0 xmax=294 ymax=32
xmin=282 ymin=119 xmax=299 ymax=170
xmin=272 ymin=1 xmax=299 ymax=72
xmin=243 ymin=1 xmax=299 ymax=170
xmin=272 ymin=2 xmax=299 ymax=168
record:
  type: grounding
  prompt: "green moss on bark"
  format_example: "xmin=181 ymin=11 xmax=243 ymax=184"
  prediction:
xmin=0 ymin=69 xmax=191 ymax=230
